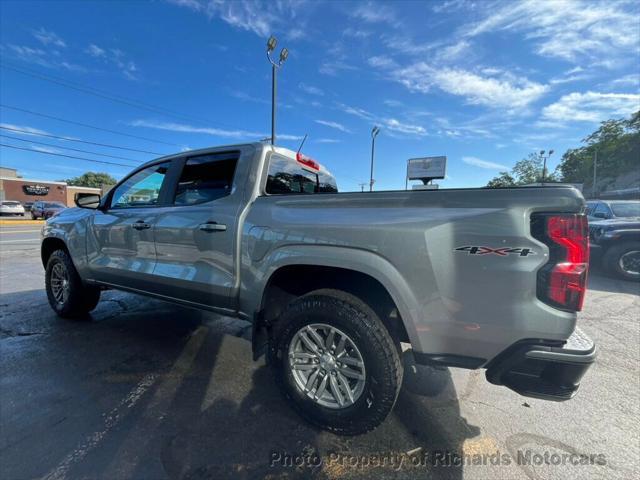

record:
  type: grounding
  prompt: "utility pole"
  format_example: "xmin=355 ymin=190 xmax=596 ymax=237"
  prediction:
xmin=369 ymin=126 xmax=380 ymax=192
xmin=266 ymin=36 xmax=288 ymax=145
xmin=593 ymin=147 xmax=598 ymax=198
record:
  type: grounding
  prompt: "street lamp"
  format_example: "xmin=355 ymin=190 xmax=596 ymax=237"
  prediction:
xmin=540 ymin=149 xmax=554 ymax=184
xmin=266 ymin=35 xmax=289 ymax=145
xmin=369 ymin=126 xmax=380 ymax=192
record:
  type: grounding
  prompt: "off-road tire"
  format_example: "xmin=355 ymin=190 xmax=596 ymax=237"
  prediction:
xmin=270 ymin=289 xmax=403 ymax=435
xmin=603 ymin=241 xmax=640 ymax=282
xmin=45 ymin=249 xmax=101 ymax=318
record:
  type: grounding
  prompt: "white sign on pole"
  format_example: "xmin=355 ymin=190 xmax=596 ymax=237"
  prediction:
xmin=407 ymin=156 xmax=446 ymax=180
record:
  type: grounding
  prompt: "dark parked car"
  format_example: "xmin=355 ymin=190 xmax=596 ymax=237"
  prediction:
xmin=31 ymin=201 xmax=66 ymax=220
xmin=586 ymin=200 xmax=640 ymax=281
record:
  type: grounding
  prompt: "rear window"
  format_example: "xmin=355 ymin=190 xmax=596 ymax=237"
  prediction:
xmin=611 ymin=202 xmax=640 ymax=217
xmin=266 ymin=154 xmax=338 ymax=194
xmin=174 ymin=152 xmax=238 ymax=205
xmin=45 ymin=202 xmax=65 ymax=208
xmin=2 ymin=201 xmax=20 ymax=206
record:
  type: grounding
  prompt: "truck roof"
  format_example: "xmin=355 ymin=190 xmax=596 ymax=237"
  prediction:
xmin=138 ymin=142 xmax=333 ymax=176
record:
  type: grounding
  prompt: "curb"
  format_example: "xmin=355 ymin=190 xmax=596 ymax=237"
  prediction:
xmin=0 ymin=220 xmax=45 ymax=226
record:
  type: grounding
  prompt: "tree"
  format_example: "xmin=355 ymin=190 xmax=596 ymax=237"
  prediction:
xmin=64 ymin=172 xmax=117 ymax=188
xmin=486 ymin=152 xmax=557 ymax=187
xmin=554 ymin=110 xmax=639 ymax=195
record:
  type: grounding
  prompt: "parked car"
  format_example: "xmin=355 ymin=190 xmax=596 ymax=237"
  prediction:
xmin=0 ymin=200 xmax=25 ymax=216
xmin=41 ymin=143 xmax=596 ymax=434
xmin=586 ymin=200 xmax=640 ymax=281
xmin=23 ymin=201 xmax=34 ymax=212
xmin=31 ymin=201 xmax=66 ymax=220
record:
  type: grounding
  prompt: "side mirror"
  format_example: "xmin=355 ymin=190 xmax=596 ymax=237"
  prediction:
xmin=75 ymin=193 xmax=101 ymax=209
xmin=593 ymin=212 xmax=607 ymax=219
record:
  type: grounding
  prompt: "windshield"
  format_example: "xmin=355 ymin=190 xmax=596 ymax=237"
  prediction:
xmin=611 ymin=202 xmax=640 ymax=217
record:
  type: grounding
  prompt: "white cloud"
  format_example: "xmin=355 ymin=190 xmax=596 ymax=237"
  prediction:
xmin=299 ymin=83 xmax=324 ymax=96
xmin=382 ymin=118 xmax=427 ymax=136
xmin=462 ymin=156 xmax=509 ymax=170
xmin=32 ymin=28 xmax=66 ymax=48
xmin=351 ymin=2 xmax=398 ymax=26
xmin=541 ymin=91 xmax=640 ymax=123
xmin=168 ymin=0 xmax=307 ymax=38
xmin=315 ymin=120 xmax=351 ymax=133
xmin=84 ymin=44 xmax=138 ymax=80
xmin=465 ymin=0 xmax=640 ymax=65
xmin=129 ymin=119 xmax=302 ymax=141
xmin=315 ymin=138 xmax=340 ymax=144
xmin=0 ymin=123 xmax=51 ymax=136
xmin=30 ymin=145 xmax=62 ymax=154
xmin=367 ymin=55 xmax=397 ymax=69
xmin=4 ymin=44 xmax=85 ymax=72
xmin=337 ymin=103 xmax=375 ymax=121
xmin=392 ymin=63 xmax=548 ymax=109
xmin=85 ymin=44 xmax=106 ymax=57
xmin=609 ymin=74 xmax=640 ymax=88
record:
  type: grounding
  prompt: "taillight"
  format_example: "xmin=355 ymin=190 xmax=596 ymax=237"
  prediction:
xmin=531 ymin=214 xmax=589 ymax=312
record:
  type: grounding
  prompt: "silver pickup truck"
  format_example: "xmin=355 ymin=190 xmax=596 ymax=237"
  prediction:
xmin=41 ymin=142 xmax=596 ymax=434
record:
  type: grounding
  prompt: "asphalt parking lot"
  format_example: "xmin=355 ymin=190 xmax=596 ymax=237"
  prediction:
xmin=0 ymin=224 xmax=638 ymax=480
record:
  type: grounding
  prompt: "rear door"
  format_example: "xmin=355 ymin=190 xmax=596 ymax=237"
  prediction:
xmin=152 ymin=150 xmax=243 ymax=311
xmin=87 ymin=161 xmax=174 ymax=290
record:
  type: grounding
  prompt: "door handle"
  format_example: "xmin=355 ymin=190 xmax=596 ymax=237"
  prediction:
xmin=132 ymin=221 xmax=151 ymax=230
xmin=199 ymin=222 xmax=227 ymax=232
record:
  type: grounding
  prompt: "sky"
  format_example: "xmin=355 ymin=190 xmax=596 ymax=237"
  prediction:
xmin=0 ymin=0 xmax=638 ymax=191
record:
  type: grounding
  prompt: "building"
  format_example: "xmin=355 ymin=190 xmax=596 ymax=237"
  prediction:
xmin=0 ymin=167 xmax=19 ymax=178
xmin=0 ymin=177 xmax=67 ymax=204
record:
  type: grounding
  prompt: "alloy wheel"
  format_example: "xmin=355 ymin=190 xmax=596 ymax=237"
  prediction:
xmin=288 ymin=323 xmax=366 ymax=409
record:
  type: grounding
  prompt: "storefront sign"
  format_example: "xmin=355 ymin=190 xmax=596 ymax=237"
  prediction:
xmin=23 ymin=184 xmax=50 ymax=196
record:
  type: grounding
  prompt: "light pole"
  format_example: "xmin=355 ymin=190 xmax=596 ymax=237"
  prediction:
xmin=369 ymin=126 xmax=380 ymax=192
xmin=266 ymin=36 xmax=289 ymax=145
xmin=539 ymin=149 xmax=554 ymax=184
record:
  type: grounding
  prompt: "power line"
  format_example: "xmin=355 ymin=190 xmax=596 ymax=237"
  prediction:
xmin=0 ymin=133 xmax=139 ymax=162
xmin=0 ymin=61 xmax=245 ymax=131
xmin=0 ymin=125 xmax=165 ymax=155
xmin=0 ymin=143 xmax=138 ymax=168
xmin=3 ymin=164 xmax=123 ymax=180
xmin=0 ymin=104 xmax=180 ymax=147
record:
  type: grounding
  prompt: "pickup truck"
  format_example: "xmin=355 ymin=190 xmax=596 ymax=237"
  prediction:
xmin=41 ymin=142 xmax=596 ymax=435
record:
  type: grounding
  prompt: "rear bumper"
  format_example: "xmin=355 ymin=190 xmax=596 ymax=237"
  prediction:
xmin=485 ymin=327 xmax=596 ymax=401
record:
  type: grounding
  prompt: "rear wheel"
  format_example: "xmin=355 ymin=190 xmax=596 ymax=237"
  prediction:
xmin=45 ymin=249 xmax=101 ymax=318
xmin=603 ymin=241 xmax=640 ymax=281
xmin=270 ymin=289 xmax=402 ymax=435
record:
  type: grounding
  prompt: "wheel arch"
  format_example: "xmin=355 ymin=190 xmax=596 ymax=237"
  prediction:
xmin=250 ymin=248 xmax=420 ymax=360
xmin=41 ymin=237 xmax=69 ymax=269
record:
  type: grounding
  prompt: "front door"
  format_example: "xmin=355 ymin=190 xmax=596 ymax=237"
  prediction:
xmin=87 ymin=161 xmax=172 ymax=291
xmin=152 ymin=151 xmax=242 ymax=311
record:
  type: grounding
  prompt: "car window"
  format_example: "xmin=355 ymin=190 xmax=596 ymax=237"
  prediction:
xmin=2 ymin=201 xmax=20 ymax=206
xmin=45 ymin=202 xmax=64 ymax=208
xmin=174 ymin=153 xmax=238 ymax=205
xmin=266 ymin=154 xmax=338 ymax=194
xmin=593 ymin=202 xmax=611 ymax=218
xmin=585 ymin=202 xmax=596 ymax=215
xmin=111 ymin=162 xmax=171 ymax=208
xmin=611 ymin=202 xmax=640 ymax=217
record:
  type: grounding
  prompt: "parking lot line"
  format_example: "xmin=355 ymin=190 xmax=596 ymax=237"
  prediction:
xmin=0 ymin=239 xmax=40 ymax=243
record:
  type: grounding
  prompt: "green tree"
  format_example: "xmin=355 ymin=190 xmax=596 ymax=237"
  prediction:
xmin=64 ymin=172 xmax=117 ymax=188
xmin=486 ymin=152 xmax=557 ymax=187
xmin=554 ymin=111 xmax=639 ymax=195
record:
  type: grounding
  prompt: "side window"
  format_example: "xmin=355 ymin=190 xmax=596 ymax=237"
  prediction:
xmin=265 ymin=155 xmax=338 ymax=194
xmin=585 ymin=202 xmax=595 ymax=216
xmin=593 ymin=202 xmax=611 ymax=218
xmin=174 ymin=153 xmax=238 ymax=205
xmin=110 ymin=162 xmax=170 ymax=208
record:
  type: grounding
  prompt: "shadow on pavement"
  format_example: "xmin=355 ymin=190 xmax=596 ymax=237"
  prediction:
xmin=1 ymin=288 xmax=480 ymax=479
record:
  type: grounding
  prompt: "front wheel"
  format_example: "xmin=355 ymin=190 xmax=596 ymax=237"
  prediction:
xmin=603 ymin=242 xmax=640 ymax=282
xmin=45 ymin=249 xmax=101 ymax=318
xmin=270 ymin=289 xmax=402 ymax=435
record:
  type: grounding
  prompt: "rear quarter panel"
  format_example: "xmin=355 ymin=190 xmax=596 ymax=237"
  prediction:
xmin=241 ymin=186 xmax=585 ymax=363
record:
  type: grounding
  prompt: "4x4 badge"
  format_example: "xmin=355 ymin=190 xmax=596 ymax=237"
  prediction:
xmin=454 ymin=246 xmax=536 ymax=257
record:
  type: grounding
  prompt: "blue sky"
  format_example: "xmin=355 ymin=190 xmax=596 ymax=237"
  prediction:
xmin=0 ymin=0 xmax=638 ymax=191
